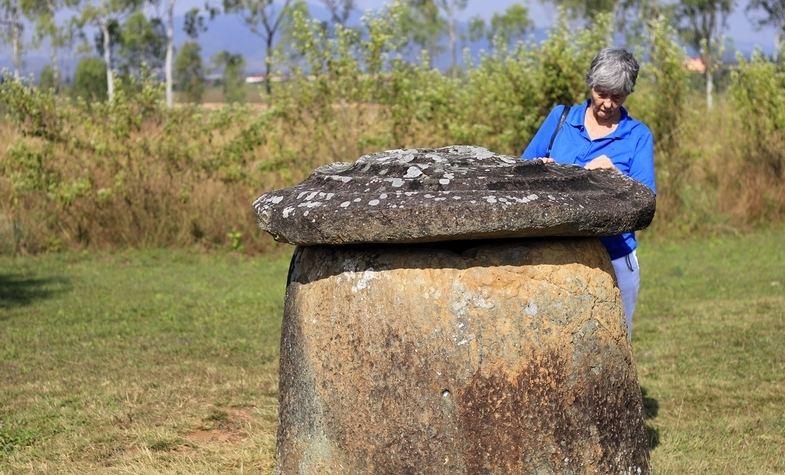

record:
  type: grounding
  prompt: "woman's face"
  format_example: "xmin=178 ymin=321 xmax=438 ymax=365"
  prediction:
xmin=590 ymin=87 xmax=627 ymax=121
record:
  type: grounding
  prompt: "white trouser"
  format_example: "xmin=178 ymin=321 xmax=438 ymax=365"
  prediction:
xmin=611 ymin=250 xmax=640 ymax=338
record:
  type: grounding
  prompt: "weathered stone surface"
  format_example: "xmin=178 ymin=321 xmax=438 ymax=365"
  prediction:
xmin=278 ymin=238 xmax=649 ymax=474
xmin=253 ymin=145 xmax=656 ymax=245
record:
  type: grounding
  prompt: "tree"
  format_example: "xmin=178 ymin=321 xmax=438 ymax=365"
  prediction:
xmin=177 ymin=5 xmax=220 ymax=106
xmin=75 ymin=0 xmax=144 ymax=101
xmin=223 ymin=0 xmax=292 ymax=94
xmin=467 ymin=15 xmax=485 ymax=43
xmin=676 ymin=0 xmax=734 ymax=109
xmin=746 ymin=0 xmax=785 ymax=57
xmin=119 ymin=10 xmax=166 ymax=77
xmin=72 ymin=56 xmax=108 ymax=101
xmin=436 ymin=0 xmax=466 ymax=74
xmin=545 ymin=0 xmax=618 ymax=21
xmin=174 ymin=41 xmax=204 ymax=103
xmin=31 ymin=0 xmax=79 ymax=87
xmin=399 ymin=0 xmax=444 ymax=66
xmin=1 ymin=0 xmax=29 ymax=78
xmin=212 ymin=51 xmax=246 ymax=103
xmin=319 ymin=0 xmax=353 ymax=26
xmin=2 ymin=0 xmax=70 ymax=80
xmin=489 ymin=4 xmax=531 ymax=46
xmin=39 ymin=63 xmax=58 ymax=89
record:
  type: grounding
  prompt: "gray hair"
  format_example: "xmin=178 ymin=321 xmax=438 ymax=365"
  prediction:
xmin=586 ymin=48 xmax=640 ymax=96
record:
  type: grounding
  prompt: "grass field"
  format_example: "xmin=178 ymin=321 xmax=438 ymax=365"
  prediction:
xmin=1 ymin=228 xmax=784 ymax=473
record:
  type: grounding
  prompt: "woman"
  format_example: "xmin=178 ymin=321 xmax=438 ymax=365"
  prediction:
xmin=521 ymin=47 xmax=655 ymax=338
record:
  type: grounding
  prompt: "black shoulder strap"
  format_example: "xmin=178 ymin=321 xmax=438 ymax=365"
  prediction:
xmin=545 ymin=105 xmax=571 ymax=158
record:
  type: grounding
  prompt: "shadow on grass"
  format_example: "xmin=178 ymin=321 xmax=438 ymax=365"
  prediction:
xmin=0 ymin=273 xmax=69 ymax=313
xmin=641 ymin=386 xmax=660 ymax=449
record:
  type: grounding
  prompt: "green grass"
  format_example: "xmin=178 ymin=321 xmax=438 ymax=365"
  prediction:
xmin=1 ymin=229 xmax=784 ymax=473
xmin=636 ymin=228 xmax=785 ymax=473
xmin=0 ymin=250 xmax=291 ymax=473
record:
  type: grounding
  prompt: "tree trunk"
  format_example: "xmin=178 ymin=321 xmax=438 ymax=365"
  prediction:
xmin=265 ymin=34 xmax=273 ymax=95
xmin=705 ymin=68 xmax=714 ymax=110
xmin=50 ymin=48 xmax=60 ymax=87
xmin=449 ymin=18 xmax=457 ymax=76
xmin=11 ymin=21 xmax=22 ymax=79
xmin=102 ymin=21 xmax=114 ymax=101
xmin=165 ymin=0 xmax=175 ymax=107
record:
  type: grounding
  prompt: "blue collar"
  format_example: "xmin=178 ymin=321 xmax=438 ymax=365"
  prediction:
xmin=567 ymin=99 xmax=632 ymax=140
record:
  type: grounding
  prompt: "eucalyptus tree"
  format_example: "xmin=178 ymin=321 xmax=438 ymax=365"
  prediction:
xmin=31 ymin=0 xmax=79 ymax=86
xmin=544 ymin=0 xmax=618 ymax=20
xmin=212 ymin=50 xmax=245 ymax=102
xmin=467 ymin=5 xmax=532 ymax=50
xmin=164 ymin=0 xmax=174 ymax=106
xmin=0 ymin=0 xmax=25 ymax=78
xmin=74 ymin=0 xmax=144 ymax=100
xmin=399 ymin=0 xmax=444 ymax=66
xmin=223 ymin=0 xmax=293 ymax=94
xmin=119 ymin=10 xmax=165 ymax=77
xmin=1 ymin=0 xmax=50 ymax=78
xmin=436 ymin=0 xmax=466 ymax=74
xmin=320 ymin=0 xmax=353 ymax=26
xmin=746 ymin=0 xmax=785 ymax=56
xmin=174 ymin=41 xmax=204 ymax=102
xmin=676 ymin=0 xmax=734 ymax=109
xmin=490 ymin=4 xmax=531 ymax=45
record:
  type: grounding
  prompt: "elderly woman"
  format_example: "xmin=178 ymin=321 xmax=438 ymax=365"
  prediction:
xmin=521 ymin=47 xmax=655 ymax=338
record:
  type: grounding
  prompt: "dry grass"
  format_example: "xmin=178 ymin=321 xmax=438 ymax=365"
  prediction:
xmin=0 ymin=250 xmax=291 ymax=473
xmin=2 ymin=229 xmax=784 ymax=472
xmin=1 ymin=89 xmax=784 ymax=254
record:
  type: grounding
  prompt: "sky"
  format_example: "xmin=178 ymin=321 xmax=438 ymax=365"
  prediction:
xmin=1 ymin=0 xmax=779 ymax=75
xmin=351 ymin=0 xmax=779 ymax=53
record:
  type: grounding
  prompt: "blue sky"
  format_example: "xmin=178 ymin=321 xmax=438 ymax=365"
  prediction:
xmin=351 ymin=0 xmax=779 ymax=53
xmin=350 ymin=0 xmax=774 ymax=52
xmin=1 ymin=0 xmax=778 ymax=75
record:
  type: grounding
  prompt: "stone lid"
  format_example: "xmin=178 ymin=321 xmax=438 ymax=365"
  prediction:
xmin=252 ymin=145 xmax=656 ymax=245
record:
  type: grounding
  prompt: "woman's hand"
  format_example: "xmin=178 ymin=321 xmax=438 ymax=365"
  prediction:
xmin=584 ymin=155 xmax=617 ymax=171
xmin=535 ymin=157 xmax=555 ymax=163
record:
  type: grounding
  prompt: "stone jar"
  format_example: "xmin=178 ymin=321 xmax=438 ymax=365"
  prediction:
xmin=277 ymin=237 xmax=649 ymax=474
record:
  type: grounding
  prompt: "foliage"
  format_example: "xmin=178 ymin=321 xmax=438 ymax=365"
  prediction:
xmin=397 ymin=0 xmax=444 ymax=63
xmin=71 ymin=57 xmax=108 ymax=101
xmin=0 ymin=6 xmax=783 ymax=252
xmin=675 ymin=0 xmax=734 ymax=108
xmin=37 ymin=64 xmax=59 ymax=91
xmin=725 ymin=51 xmax=785 ymax=220
xmin=74 ymin=0 xmax=145 ymax=100
xmin=544 ymin=0 xmax=617 ymax=20
xmin=174 ymin=41 xmax=205 ymax=103
xmin=625 ymin=16 xmax=691 ymax=231
xmin=212 ymin=51 xmax=246 ymax=103
xmin=221 ymin=0 xmax=293 ymax=94
xmin=320 ymin=0 xmax=355 ymax=26
xmin=118 ymin=10 xmax=166 ymax=77
xmin=488 ymin=4 xmax=531 ymax=46
xmin=745 ymin=0 xmax=785 ymax=60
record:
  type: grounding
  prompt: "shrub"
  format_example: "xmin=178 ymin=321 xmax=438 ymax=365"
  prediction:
xmin=175 ymin=42 xmax=205 ymax=103
xmin=72 ymin=57 xmax=108 ymax=102
xmin=0 ymin=7 xmax=782 ymax=253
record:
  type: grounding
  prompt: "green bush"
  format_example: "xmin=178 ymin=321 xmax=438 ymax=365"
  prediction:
xmin=0 ymin=6 xmax=782 ymax=253
xmin=72 ymin=57 xmax=108 ymax=102
xmin=38 ymin=65 xmax=59 ymax=92
xmin=175 ymin=42 xmax=205 ymax=103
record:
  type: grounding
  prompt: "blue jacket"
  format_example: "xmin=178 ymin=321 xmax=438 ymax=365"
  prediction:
xmin=521 ymin=100 xmax=656 ymax=259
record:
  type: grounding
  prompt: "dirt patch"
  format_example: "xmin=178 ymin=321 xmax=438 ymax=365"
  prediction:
xmin=184 ymin=405 xmax=255 ymax=446
xmin=186 ymin=428 xmax=244 ymax=445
